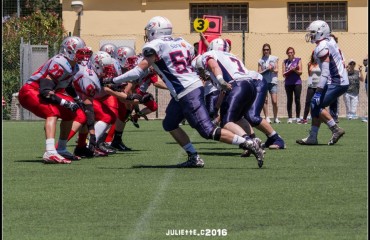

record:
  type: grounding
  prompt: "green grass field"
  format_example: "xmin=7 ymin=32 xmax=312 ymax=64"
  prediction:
xmin=2 ymin=119 xmax=368 ymax=240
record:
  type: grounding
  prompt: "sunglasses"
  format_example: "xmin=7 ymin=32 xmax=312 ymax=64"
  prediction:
xmin=287 ymin=52 xmax=294 ymax=54
xmin=263 ymin=49 xmax=270 ymax=51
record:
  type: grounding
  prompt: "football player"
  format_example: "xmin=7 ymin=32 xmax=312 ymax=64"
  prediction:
xmin=103 ymin=16 xmax=264 ymax=168
xmin=297 ymin=20 xmax=348 ymax=145
xmin=18 ymin=36 xmax=88 ymax=164
xmin=199 ymin=38 xmax=265 ymax=166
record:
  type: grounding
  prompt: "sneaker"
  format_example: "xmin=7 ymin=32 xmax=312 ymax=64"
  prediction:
xmin=296 ymin=133 xmax=318 ymax=145
xmin=110 ymin=141 xmax=132 ymax=151
xmin=98 ymin=142 xmax=116 ymax=154
xmin=176 ymin=152 xmax=204 ymax=168
xmin=43 ymin=151 xmax=72 ymax=164
xmin=274 ymin=118 xmax=281 ymax=123
xmin=240 ymin=138 xmax=264 ymax=168
xmin=297 ymin=119 xmax=308 ymax=124
xmin=328 ymin=127 xmax=345 ymax=145
xmin=287 ymin=118 xmax=293 ymax=124
xmin=57 ymin=150 xmax=81 ymax=161
xmin=264 ymin=134 xmax=286 ymax=149
xmin=361 ymin=117 xmax=368 ymax=122
xmin=265 ymin=117 xmax=272 ymax=124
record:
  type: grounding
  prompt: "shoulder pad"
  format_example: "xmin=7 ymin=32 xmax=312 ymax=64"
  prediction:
xmin=143 ymin=48 xmax=156 ymax=57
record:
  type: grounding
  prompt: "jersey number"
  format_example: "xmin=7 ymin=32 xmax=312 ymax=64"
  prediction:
xmin=169 ymin=50 xmax=193 ymax=74
xmin=230 ymin=57 xmax=245 ymax=73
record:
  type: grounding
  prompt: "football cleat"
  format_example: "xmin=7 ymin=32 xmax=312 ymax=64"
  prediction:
xmin=98 ymin=142 xmax=116 ymax=154
xmin=93 ymin=147 xmax=109 ymax=157
xmin=74 ymin=146 xmax=94 ymax=158
xmin=176 ymin=152 xmax=204 ymax=168
xmin=129 ymin=115 xmax=140 ymax=128
xmin=328 ymin=127 xmax=345 ymax=145
xmin=57 ymin=150 xmax=81 ymax=161
xmin=43 ymin=151 xmax=72 ymax=164
xmin=296 ymin=134 xmax=318 ymax=145
xmin=110 ymin=141 xmax=132 ymax=151
xmin=264 ymin=134 xmax=286 ymax=149
xmin=239 ymin=138 xmax=264 ymax=168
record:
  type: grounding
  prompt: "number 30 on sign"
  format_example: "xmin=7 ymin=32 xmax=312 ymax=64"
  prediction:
xmin=193 ymin=18 xmax=209 ymax=33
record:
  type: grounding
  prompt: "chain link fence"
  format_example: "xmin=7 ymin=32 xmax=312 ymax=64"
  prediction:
xmin=4 ymin=31 xmax=367 ymax=120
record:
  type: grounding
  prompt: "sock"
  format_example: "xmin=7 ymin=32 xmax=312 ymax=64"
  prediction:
xmin=268 ymin=131 xmax=277 ymax=138
xmin=67 ymin=130 xmax=77 ymax=142
xmin=77 ymin=133 xmax=88 ymax=148
xmin=183 ymin=143 xmax=197 ymax=154
xmin=113 ymin=131 xmax=123 ymax=143
xmin=57 ymin=139 xmax=67 ymax=151
xmin=232 ymin=135 xmax=247 ymax=145
xmin=46 ymin=138 xmax=56 ymax=153
xmin=94 ymin=121 xmax=109 ymax=142
xmin=310 ymin=126 xmax=319 ymax=138
xmin=326 ymin=119 xmax=336 ymax=128
xmin=105 ymin=124 xmax=116 ymax=143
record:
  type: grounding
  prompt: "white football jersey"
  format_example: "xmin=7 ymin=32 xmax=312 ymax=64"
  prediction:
xmin=27 ymin=54 xmax=79 ymax=90
xmin=314 ymin=38 xmax=349 ymax=86
xmin=201 ymin=50 xmax=250 ymax=83
xmin=143 ymin=37 xmax=202 ymax=99
xmin=73 ymin=64 xmax=102 ymax=99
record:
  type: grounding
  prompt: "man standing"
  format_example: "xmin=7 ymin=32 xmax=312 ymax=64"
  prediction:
xmin=297 ymin=20 xmax=349 ymax=145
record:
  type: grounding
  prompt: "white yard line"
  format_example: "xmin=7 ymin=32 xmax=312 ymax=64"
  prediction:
xmin=127 ymin=130 xmax=197 ymax=240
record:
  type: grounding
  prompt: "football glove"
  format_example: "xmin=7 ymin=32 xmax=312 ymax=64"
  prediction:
xmin=74 ymin=97 xmax=86 ymax=111
xmin=140 ymin=93 xmax=154 ymax=104
xmin=63 ymin=100 xmax=79 ymax=112
xmin=126 ymin=93 xmax=142 ymax=102
xmin=311 ymin=91 xmax=322 ymax=107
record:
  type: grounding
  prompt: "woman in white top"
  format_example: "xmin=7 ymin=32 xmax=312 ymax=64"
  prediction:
xmin=258 ymin=43 xmax=280 ymax=123
xmin=298 ymin=52 xmax=321 ymax=124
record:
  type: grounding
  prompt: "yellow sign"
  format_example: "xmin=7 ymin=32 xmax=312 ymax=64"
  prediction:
xmin=193 ymin=18 xmax=209 ymax=33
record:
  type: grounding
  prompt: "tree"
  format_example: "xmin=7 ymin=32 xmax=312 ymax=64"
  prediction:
xmin=2 ymin=11 xmax=66 ymax=119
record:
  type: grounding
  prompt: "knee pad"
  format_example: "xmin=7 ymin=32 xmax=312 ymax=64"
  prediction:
xmin=209 ymin=127 xmax=222 ymax=141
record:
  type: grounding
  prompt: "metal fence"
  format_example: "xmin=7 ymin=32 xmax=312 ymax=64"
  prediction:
xmin=9 ymin=31 xmax=368 ymax=120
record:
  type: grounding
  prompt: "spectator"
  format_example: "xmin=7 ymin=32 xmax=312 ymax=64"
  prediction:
xmin=362 ymin=56 xmax=368 ymax=122
xmin=298 ymin=51 xmax=320 ymax=124
xmin=2 ymin=96 xmax=6 ymax=107
xmin=343 ymin=59 xmax=364 ymax=119
xmin=282 ymin=47 xmax=303 ymax=123
xmin=258 ymin=43 xmax=280 ymax=124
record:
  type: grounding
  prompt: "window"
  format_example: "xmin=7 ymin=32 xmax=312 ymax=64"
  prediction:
xmin=190 ymin=3 xmax=248 ymax=32
xmin=288 ymin=2 xmax=347 ymax=31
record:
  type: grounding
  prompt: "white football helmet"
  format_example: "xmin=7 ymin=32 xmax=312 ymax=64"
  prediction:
xmin=208 ymin=38 xmax=230 ymax=52
xmin=90 ymin=51 xmax=116 ymax=78
xmin=100 ymin=43 xmax=118 ymax=59
xmin=116 ymin=46 xmax=136 ymax=68
xmin=59 ymin=36 xmax=87 ymax=62
xmin=305 ymin=20 xmax=331 ymax=43
xmin=144 ymin=16 xmax=173 ymax=42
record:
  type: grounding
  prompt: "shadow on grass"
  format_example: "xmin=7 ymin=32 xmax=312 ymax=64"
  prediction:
xmin=165 ymin=141 xmax=217 ymax=145
xmin=15 ymin=160 xmax=44 ymax=163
